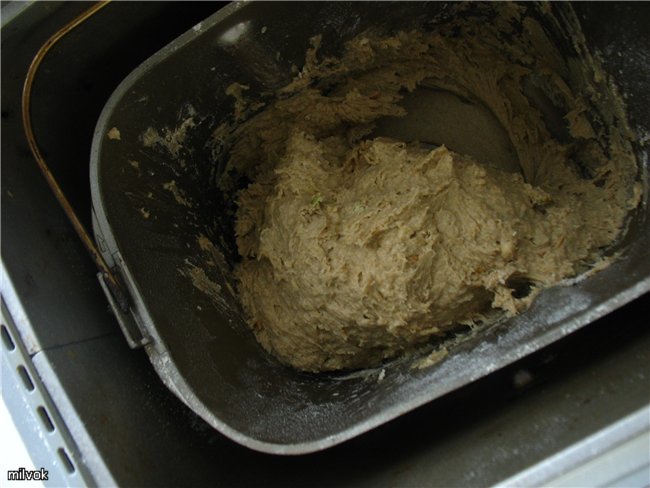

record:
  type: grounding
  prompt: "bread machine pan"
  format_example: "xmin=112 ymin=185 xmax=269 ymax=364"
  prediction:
xmin=90 ymin=2 xmax=650 ymax=454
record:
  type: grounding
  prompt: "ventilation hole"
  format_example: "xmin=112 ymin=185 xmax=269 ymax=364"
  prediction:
xmin=1 ymin=325 xmax=15 ymax=350
xmin=37 ymin=406 xmax=55 ymax=432
xmin=17 ymin=365 xmax=35 ymax=391
xmin=57 ymin=448 xmax=75 ymax=474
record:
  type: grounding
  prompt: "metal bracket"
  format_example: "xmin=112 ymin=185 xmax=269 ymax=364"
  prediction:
xmin=97 ymin=271 xmax=149 ymax=349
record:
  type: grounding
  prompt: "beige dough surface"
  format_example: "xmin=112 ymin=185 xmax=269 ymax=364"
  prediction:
xmin=226 ymin=5 xmax=639 ymax=372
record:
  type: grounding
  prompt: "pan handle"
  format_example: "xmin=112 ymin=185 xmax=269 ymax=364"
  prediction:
xmin=21 ymin=1 xmax=131 ymax=315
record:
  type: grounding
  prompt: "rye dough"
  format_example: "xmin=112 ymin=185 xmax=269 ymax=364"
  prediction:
xmin=225 ymin=5 xmax=639 ymax=372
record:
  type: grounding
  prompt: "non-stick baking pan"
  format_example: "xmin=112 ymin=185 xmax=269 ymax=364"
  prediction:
xmin=90 ymin=1 xmax=650 ymax=454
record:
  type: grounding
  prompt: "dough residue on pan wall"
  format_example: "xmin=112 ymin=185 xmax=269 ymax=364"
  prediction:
xmin=223 ymin=4 xmax=640 ymax=372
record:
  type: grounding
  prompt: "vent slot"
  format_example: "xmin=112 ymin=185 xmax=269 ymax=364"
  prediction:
xmin=37 ymin=406 xmax=55 ymax=433
xmin=17 ymin=365 xmax=35 ymax=391
xmin=57 ymin=448 xmax=75 ymax=474
xmin=1 ymin=324 xmax=15 ymax=351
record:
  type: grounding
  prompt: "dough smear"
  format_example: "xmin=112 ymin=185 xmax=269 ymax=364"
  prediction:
xmin=225 ymin=5 xmax=640 ymax=372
